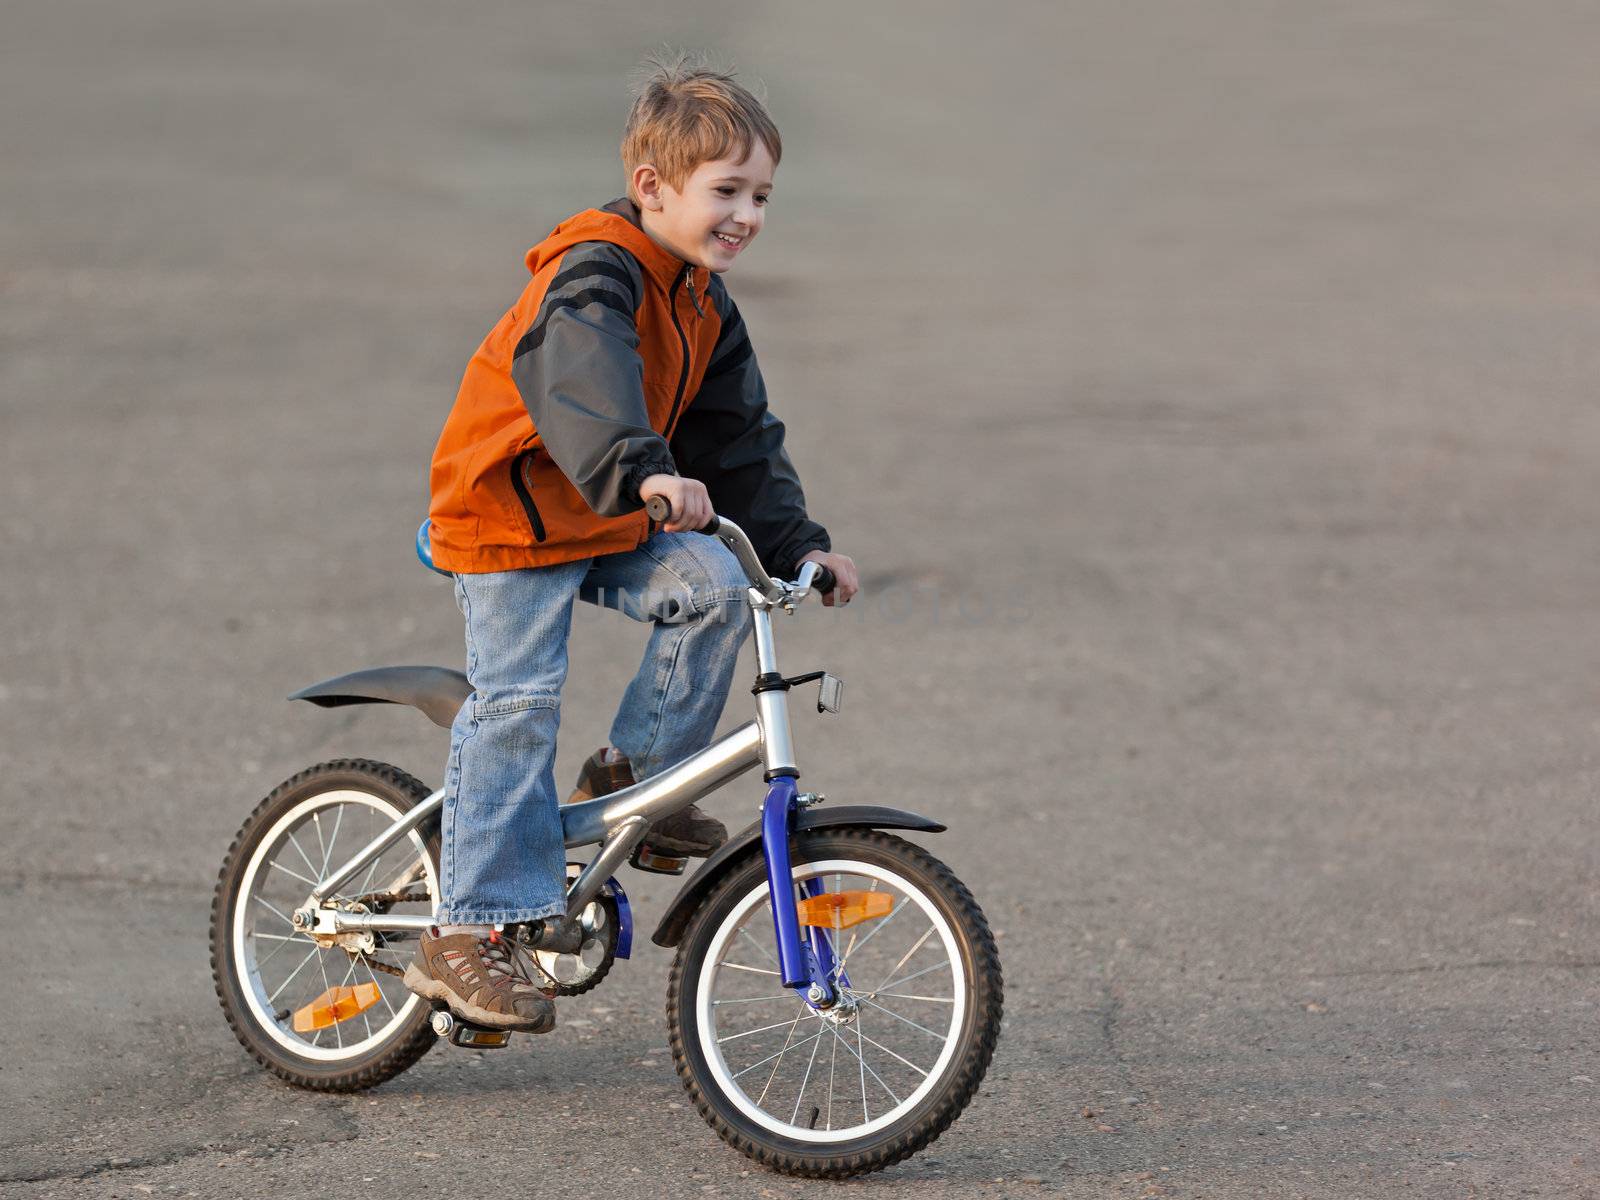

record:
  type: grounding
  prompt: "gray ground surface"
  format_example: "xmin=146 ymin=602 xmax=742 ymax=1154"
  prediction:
xmin=3 ymin=2 xmax=1598 ymax=1196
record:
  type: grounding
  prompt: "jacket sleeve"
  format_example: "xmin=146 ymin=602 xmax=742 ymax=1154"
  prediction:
xmin=511 ymin=242 xmax=676 ymax=516
xmin=670 ymin=284 xmax=830 ymax=579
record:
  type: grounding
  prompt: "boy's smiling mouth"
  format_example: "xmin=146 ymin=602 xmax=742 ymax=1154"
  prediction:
xmin=712 ymin=232 xmax=743 ymax=248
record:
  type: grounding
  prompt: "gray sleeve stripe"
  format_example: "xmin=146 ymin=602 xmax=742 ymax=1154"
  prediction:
xmin=705 ymin=332 xmax=753 ymax=379
xmin=546 ymin=258 xmax=639 ymax=308
xmin=514 ymin=288 xmax=633 ymax=360
xmin=704 ymin=307 xmax=751 ymax=377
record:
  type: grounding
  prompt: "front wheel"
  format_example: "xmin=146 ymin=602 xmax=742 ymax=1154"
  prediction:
xmin=667 ymin=829 xmax=1003 ymax=1178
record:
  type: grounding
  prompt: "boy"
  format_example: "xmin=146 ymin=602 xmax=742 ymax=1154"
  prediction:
xmin=404 ymin=61 xmax=859 ymax=1032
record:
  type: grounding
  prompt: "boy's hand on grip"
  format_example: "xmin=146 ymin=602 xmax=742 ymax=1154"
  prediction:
xmin=639 ymin=474 xmax=714 ymax=533
xmin=800 ymin=550 xmax=859 ymax=606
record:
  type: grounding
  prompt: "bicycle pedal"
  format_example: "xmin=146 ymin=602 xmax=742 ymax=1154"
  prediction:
xmin=630 ymin=843 xmax=689 ymax=875
xmin=429 ymin=1008 xmax=513 ymax=1049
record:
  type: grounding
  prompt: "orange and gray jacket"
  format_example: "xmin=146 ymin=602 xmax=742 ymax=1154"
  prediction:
xmin=428 ymin=199 xmax=830 ymax=577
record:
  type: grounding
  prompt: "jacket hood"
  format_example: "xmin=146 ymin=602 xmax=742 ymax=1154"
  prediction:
xmin=526 ymin=200 xmax=699 ymax=293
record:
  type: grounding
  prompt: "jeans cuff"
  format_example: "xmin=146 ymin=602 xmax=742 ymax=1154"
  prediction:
xmin=434 ymin=899 xmax=566 ymax=926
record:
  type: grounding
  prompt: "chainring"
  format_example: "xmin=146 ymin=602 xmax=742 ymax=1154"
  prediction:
xmin=514 ymin=865 xmax=621 ymax=996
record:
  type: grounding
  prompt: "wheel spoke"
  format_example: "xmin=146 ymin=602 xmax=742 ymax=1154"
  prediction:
xmin=712 ymin=994 xmax=796 ymax=1006
xmin=718 ymin=962 xmax=780 ymax=978
xmin=853 ymin=1026 xmax=931 ymax=1077
xmin=253 ymin=894 xmax=296 ymax=927
xmin=833 ymin=894 xmax=904 ymax=979
xmin=286 ymin=831 xmax=321 ymax=881
xmin=319 ymin=805 xmax=345 ymax=880
xmin=856 ymin=1017 xmax=870 ymax=1117
xmin=867 ymin=958 xmax=950 ymax=997
xmin=331 ymin=955 xmax=368 ymax=1041
xmin=856 ymin=996 xmax=949 ymax=1041
xmin=871 ymin=926 xmax=936 ymax=997
xmin=363 ymin=958 xmax=399 ymax=1020
xmin=755 ymin=1003 xmax=812 ymax=1106
xmin=334 ymin=854 xmax=383 ymax=906
xmin=718 ymin=1015 xmax=815 ymax=1045
xmin=267 ymin=947 xmax=321 ymax=1004
xmin=253 ymin=932 xmax=302 ymax=970
xmin=316 ymin=944 xmax=340 ymax=1049
xmin=267 ymin=859 xmax=318 ymax=888
xmin=832 ymin=1023 xmax=905 ymax=1103
xmin=311 ymin=811 xmax=328 ymax=877
xmin=833 ymin=879 xmax=878 ymax=972
xmin=731 ymin=1027 xmax=823 ymax=1083
xmin=791 ymin=1015 xmax=827 ymax=1125
xmin=736 ymin=926 xmax=781 ymax=969
xmin=873 ymin=991 xmax=954 ymax=1004
xmin=826 ymin=1014 xmax=839 ymax=1130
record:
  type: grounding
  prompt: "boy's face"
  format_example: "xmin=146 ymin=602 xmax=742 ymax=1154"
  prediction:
xmin=638 ymin=144 xmax=775 ymax=274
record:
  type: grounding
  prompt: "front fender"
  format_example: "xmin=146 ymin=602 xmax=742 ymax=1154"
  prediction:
xmin=650 ymin=805 xmax=947 ymax=948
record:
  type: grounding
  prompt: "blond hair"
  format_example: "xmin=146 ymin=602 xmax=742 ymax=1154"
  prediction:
xmin=621 ymin=54 xmax=781 ymax=202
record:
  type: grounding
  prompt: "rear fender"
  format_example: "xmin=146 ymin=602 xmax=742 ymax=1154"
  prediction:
xmin=650 ymin=805 xmax=947 ymax=948
xmin=289 ymin=665 xmax=471 ymax=730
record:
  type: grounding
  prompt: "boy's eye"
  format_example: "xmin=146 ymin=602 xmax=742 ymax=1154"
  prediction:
xmin=716 ymin=187 xmax=736 ymax=196
xmin=755 ymin=194 xmax=769 ymax=205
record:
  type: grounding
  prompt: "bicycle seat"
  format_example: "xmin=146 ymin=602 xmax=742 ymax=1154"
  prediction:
xmin=416 ymin=519 xmax=450 ymax=577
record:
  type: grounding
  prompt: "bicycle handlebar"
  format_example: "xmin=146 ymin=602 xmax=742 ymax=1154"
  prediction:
xmin=645 ymin=494 xmax=720 ymax=536
xmin=645 ymin=495 xmax=835 ymax=597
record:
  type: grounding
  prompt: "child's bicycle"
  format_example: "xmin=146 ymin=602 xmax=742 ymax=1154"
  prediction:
xmin=210 ymin=502 xmax=1003 ymax=1179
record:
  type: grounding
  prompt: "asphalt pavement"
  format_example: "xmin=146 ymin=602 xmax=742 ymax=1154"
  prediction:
xmin=3 ymin=2 xmax=1598 ymax=1196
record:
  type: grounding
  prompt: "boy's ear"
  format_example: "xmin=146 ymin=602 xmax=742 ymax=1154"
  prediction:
xmin=633 ymin=164 xmax=665 ymax=212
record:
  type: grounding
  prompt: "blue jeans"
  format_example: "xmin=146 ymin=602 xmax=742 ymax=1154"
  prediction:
xmin=436 ymin=532 xmax=753 ymax=925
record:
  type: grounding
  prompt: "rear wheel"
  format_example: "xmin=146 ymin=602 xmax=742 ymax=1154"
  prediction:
xmin=210 ymin=760 xmax=440 ymax=1091
xmin=667 ymin=829 xmax=1003 ymax=1177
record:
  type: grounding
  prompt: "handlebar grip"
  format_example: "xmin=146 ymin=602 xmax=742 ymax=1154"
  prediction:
xmin=812 ymin=565 xmax=838 ymax=595
xmin=644 ymin=494 xmax=719 ymax=535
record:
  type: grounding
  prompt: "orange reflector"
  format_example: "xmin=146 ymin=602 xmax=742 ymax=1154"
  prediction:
xmin=795 ymin=890 xmax=894 ymax=931
xmin=292 ymin=982 xmax=383 ymax=1033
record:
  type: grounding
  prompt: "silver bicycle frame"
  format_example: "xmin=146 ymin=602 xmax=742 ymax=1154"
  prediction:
xmin=303 ymin=516 xmax=807 ymax=937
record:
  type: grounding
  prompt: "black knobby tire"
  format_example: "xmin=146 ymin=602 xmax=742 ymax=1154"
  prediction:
xmin=210 ymin=759 xmax=440 ymax=1092
xmin=666 ymin=829 xmax=1003 ymax=1178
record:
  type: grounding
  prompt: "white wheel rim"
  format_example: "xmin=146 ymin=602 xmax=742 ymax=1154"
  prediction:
xmin=695 ymin=858 xmax=967 ymax=1144
xmin=231 ymin=788 xmax=436 ymax=1062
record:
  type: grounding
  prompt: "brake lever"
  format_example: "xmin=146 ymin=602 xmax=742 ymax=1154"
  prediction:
xmin=781 ymin=562 xmax=825 ymax=612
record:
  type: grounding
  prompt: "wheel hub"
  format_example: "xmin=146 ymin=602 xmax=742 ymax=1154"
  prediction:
xmin=821 ymin=993 xmax=860 ymax=1027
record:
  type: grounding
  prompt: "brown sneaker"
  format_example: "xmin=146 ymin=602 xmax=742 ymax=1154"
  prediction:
xmin=643 ymin=804 xmax=728 ymax=857
xmin=567 ymin=747 xmax=726 ymax=857
xmin=566 ymin=747 xmax=636 ymax=804
xmin=402 ymin=929 xmax=557 ymax=1033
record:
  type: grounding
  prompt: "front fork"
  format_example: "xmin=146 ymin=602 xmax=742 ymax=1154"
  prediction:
xmin=761 ymin=777 xmax=847 ymax=1008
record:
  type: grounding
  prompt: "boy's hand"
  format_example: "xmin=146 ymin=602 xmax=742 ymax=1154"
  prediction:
xmin=639 ymin=474 xmax=714 ymax=532
xmin=799 ymin=550 xmax=859 ymax=606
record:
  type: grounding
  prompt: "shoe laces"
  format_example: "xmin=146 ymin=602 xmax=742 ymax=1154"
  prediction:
xmin=477 ymin=930 xmax=527 ymax=984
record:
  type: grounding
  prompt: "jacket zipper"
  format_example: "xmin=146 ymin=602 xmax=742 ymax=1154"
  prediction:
xmin=509 ymin=449 xmax=548 ymax=542
xmin=663 ymin=266 xmax=694 ymax=434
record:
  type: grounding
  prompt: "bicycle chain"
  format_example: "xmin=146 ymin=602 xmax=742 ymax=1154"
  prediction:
xmin=359 ymin=952 xmax=405 ymax=978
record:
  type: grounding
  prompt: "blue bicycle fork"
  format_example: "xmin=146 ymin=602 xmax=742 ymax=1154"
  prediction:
xmin=760 ymin=777 xmax=845 ymax=1006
